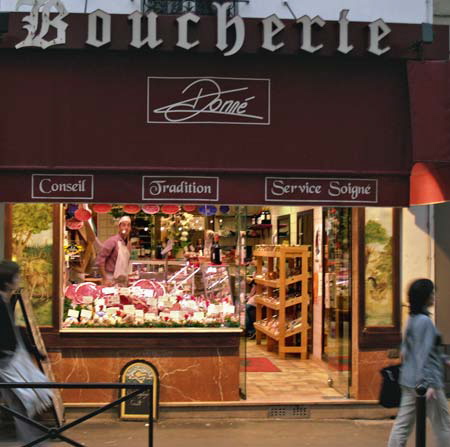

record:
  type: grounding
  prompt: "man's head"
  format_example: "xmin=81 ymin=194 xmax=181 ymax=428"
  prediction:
xmin=118 ymin=216 xmax=132 ymax=240
xmin=0 ymin=260 xmax=20 ymax=293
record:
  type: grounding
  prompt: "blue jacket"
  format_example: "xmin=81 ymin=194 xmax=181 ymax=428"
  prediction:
xmin=399 ymin=313 xmax=446 ymax=389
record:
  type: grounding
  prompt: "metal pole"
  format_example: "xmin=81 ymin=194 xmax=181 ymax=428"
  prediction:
xmin=416 ymin=384 xmax=427 ymax=447
xmin=148 ymin=386 xmax=154 ymax=447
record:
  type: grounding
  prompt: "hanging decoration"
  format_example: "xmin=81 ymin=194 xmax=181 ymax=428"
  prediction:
xmin=161 ymin=205 xmax=180 ymax=215
xmin=92 ymin=204 xmax=112 ymax=213
xmin=66 ymin=218 xmax=84 ymax=230
xmin=198 ymin=205 xmax=217 ymax=216
xmin=142 ymin=205 xmax=160 ymax=215
xmin=183 ymin=205 xmax=197 ymax=212
xmin=66 ymin=204 xmax=78 ymax=217
xmin=74 ymin=207 xmax=92 ymax=222
xmin=123 ymin=205 xmax=141 ymax=214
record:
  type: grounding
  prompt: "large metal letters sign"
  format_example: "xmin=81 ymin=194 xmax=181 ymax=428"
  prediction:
xmin=15 ymin=0 xmax=391 ymax=55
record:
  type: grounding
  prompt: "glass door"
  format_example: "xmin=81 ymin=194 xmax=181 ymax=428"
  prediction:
xmin=322 ymin=208 xmax=352 ymax=397
xmin=235 ymin=205 xmax=248 ymax=399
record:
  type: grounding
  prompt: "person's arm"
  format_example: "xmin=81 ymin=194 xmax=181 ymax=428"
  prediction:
xmin=96 ymin=237 xmax=115 ymax=284
xmin=413 ymin=317 xmax=440 ymax=394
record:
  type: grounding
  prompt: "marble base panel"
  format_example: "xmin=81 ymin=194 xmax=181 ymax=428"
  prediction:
xmin=49 ymin=349 xmax=240 ymax=404
xmin=357 ymin=350 xmax=399 ymax=400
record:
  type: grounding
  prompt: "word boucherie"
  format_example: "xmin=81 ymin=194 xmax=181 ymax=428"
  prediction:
xmin=16 ymin=1 xmax=391 ymax=56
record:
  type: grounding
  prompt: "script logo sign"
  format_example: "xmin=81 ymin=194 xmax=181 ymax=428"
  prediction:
xmin=147 ymin=77 xmax=270 ymax=125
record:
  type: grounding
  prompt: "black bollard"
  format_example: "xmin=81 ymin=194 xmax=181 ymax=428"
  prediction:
xmin=416 ymin=384 xmax=428 ymax=447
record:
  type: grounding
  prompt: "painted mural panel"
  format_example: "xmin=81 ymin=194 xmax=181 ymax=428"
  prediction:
xmin=11 ymin=203 xmax=53 ymax=326
xmin=365 ymin=208 xmax=394 ymax=327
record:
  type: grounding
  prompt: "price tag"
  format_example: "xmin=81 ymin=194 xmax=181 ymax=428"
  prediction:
xmin=146 ymin=297 xmax=157 ymax=306
xmin=145 ymin=313 xmax=158 ymax=321
xmin=193 ymin=312 xmax=205 ymax=320
xmin=207 ymin=304 xmax=218 ymax=315
xmin=82 ymin=296 xmax=93 ymax=305
xmin=106 ymin=307 xmax=119 ymax=315
xmin=123 ymin=305 xmax=136 ymax=315
xmin=80 ymin=309 xmax=93 ymax=319
xmin=135 ymin=309 xmax=144 ymax=320
xmin=67 ymin=309 xmax=80 ymax=318
xmin=102 ymin=287 xmax=116 ymax=295
xmin=119 ymin=288 xmax=130 ymax=297
xmin=95 ymin=298 xmax=106 ymax=307
xmin=185 ymin=300 xmax=197 ymax=309
xmin=144 ymin=289 xmax=155 ymax=298
xmin=223 ymin=304 xmax=235 ymax=315
xmin=131 ymin=287 xmax=143 ymax=296
xmin=169 ymin=311 xmax=181 ymax=321
xmin=108 ymin=295 xmax=120 ymax=305
xmin=159 ymin=312 xmax=170 ymax=320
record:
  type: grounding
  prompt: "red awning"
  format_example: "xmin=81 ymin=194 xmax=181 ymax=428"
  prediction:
xmin=408 ymin=61 xmax=450 ymax=163
xmin=410 ymin=162 xmax=450 ymax=205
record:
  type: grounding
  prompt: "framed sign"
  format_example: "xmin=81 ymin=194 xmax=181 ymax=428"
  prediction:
xmin=119 ymin=360 xmax=159 ymax=420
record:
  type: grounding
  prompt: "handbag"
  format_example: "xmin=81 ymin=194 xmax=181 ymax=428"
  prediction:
xmin=379 ymin=364 xmax=401 ymax=408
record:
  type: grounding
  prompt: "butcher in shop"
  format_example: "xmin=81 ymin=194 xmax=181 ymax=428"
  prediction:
xmin=96 ymin=216 xmax=132 ymax=285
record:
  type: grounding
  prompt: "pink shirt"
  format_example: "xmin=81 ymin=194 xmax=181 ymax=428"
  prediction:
xmin=96 ymin=234 xmax=124 ymax=274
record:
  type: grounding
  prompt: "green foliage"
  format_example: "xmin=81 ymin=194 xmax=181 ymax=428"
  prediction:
xmin=365 ymin=220 xmax=388 ymax=245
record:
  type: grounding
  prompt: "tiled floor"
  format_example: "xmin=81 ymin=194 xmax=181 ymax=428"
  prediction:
xmin=243 ymin=340 xmax=344 ymax=402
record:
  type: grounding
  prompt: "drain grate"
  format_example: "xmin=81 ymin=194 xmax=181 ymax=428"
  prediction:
xmin=268 ymin=405 xmax=310 ymax=419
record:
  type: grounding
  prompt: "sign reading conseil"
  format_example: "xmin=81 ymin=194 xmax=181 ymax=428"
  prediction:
xmin=31 ymin=174 xmax=94 ymax=200
xmin=265 ymin=177 xmax=378 ymax=203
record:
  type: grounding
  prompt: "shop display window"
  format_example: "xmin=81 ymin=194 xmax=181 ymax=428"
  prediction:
xmin=59 ymin=204 xmax=276 ymax=330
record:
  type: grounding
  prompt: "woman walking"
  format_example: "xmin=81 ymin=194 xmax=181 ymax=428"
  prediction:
xmin=388 ymin=278 xmax=450 ymax=447
xmin=0 ymin=260 xmax=52 ymax=446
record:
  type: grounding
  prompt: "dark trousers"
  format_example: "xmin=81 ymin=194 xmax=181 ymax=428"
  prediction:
xmin=245 ymin=303 xmax=256 ymax=335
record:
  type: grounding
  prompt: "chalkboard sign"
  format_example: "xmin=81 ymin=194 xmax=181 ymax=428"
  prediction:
xmin=119 ymin=360 xmax=159 ymax=420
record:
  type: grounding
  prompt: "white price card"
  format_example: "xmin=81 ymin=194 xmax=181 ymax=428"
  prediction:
xmin=146 ymin=297 xmax=157 ymax=306
xmin=223 ymin=305 xmax=235 ymax=314
xmin=95 ymin=298 xmax=106 ymax=307
xmin=185 ymin=300 xmax=197 ymax=309
xmin=80 ymin=309 xmax=93 ymax=319
xmin=106 ymin=307 xmax=119 ymax=315
xmin=131 ymin=287 xmax=143 ymax=296
xmin=108 ymin=295 xmax=120 ymax=305
xmin=145 ymin=313 xmax=158 ymax=321
xmin=144 ymin=289 xmax=155 ymax=298
xmin=102 ymin=287 xmax=116 ymax=295
xmin=135 ymin=309 xmax=145 ymax=320
xmin=169 ymin=311 xmax=181 ymax=321
xmin=159 ymin=312 xmax=170 ymax=320
xmin=67 ymin=309 xmax=80 ymax=319
xmin=123 ymin=305 xmax=136 ymax=315
xmin=119 ymin=288 xmax=130 ymax=297
xmin=82 ymin=296 xmax=93 ymax=305
xmin=193 ymin=312 xmax=205 ymax=320
xmin=207 ymin=304 xmax=218 ymax=315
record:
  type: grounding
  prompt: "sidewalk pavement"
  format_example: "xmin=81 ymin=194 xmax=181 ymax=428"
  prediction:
xmin=0 ymin=418 xmax=440 ymax=447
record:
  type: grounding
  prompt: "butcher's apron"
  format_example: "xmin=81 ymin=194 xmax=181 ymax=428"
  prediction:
xmin=113 ymin=239 xmax=130 ymax=283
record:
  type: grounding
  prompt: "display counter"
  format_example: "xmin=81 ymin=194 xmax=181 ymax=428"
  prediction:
xmin=52 ymin=260 xmax=243 ymax=405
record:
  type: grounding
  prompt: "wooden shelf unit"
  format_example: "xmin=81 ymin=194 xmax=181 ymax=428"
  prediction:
xmin=254 ymin=245 xmax=311 ymax=360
